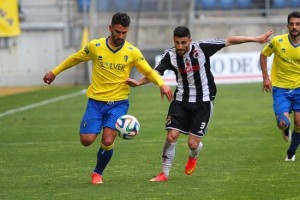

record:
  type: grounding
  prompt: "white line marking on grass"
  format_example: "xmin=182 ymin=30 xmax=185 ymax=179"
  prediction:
xmin=0 ymin=89 xmax=86 ymax=118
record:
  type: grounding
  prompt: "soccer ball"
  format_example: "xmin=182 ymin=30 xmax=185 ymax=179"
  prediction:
xmin=115 ymin=115 xmax=140 ymax=140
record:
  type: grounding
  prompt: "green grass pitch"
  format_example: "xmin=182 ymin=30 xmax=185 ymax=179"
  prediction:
xmin=0 ymin=83 xmax=299 ymax=200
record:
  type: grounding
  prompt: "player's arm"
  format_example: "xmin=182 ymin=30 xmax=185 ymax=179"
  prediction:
xmin=43 ymin=44 xmax=92 ymax=85
xmin=125 ymin=76 xmax=150 ymax=87
xmin=225 ymin=30 xmax=274 ymax=46
xmin=132 ymin=69 xmax=173 ymax=102
xmin=260 ymin=53 xmax=272 ymax=93
xmin=43 ymin=56 xmax=82 ymax=85
xmin=132 ymin=52 xmax=173 ymax=101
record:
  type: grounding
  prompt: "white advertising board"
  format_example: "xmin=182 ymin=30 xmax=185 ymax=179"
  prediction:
xmin=156 ymin=51 xmax=273 ymax=85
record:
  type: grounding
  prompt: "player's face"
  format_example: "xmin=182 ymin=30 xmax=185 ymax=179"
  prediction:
xmin=287 ymin=17 xmax=300 ymax=37
xmin=109 ymin=24 xmax=129 ymax=47
xmin=173 ymin=36 xmax=192 ymax=56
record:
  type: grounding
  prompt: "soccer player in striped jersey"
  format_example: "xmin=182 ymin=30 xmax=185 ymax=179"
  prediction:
xmin=260 ymin=11 xmax=300 ymax=162
xmin=126 ymin=26 xmax=273 ymax=181
xmin=43 ymin=12 xmax=173 ymax=184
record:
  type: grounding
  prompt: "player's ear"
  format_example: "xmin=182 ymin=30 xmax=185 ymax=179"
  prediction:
xmin=109 ymin=25 xmax=113 ymax=32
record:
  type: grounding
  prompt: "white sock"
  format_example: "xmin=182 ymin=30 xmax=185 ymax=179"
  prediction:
xmin=189 ymin=141 xmax=203 ymax=158
xmin=161 ymin=141 xmax=177 ymax=177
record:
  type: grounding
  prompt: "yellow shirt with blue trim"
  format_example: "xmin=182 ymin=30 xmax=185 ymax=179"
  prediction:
xmin=52 ymin=37 xmax=164 ymax=101
xmin=262 ymin=33 xmax=300 ymax=89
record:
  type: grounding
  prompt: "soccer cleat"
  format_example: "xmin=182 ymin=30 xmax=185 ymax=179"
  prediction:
xmin=149 ymin=172 xmax=168 ymax=182
xmin=91 ymin=172 xmax=103 ymax=184
xmin=285 ymin=154 xmax=295 ymax=162
xmin=282 ymin=127 xmax=291 ymax=142
xmin=185 ymin=157 xmax=197 ymax=175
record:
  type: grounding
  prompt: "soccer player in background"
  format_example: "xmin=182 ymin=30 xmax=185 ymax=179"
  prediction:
xmin=43 ymin=12 xmax=173 ymax=184
xmin=260 ymin=11 xmax=300 ymax=162
xmin=126 ymin=26 xmax=273 ymax=181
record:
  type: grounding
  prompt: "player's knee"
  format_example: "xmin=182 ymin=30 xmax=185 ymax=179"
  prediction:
xmin=277 ymin=113 xmax=290 ymax=129
xmin=80 ymin=139 xmax=93 ymax=147
xmin=80 ymin=134 xmax=96 ymax=146
xmin=166 ymin=134 xmax=178 ymax=143
xmin=188 ymin=141 xmax=201 ymax=150
xmin=166 ymin=130 xmax=180 ymax=143
xmin=188 ymin=136 xmax=202 ymax=150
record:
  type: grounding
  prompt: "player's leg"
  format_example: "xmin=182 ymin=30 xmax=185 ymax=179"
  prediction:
xmin=92 ymin=100 xmax=129 ymax=183
xmin=285 ymin=115 xmax=300 ymax=161
xmin=285 ymin=89 xmax=300 ymax=161
xmin=185 ymin=135 xmax=203 ymax=175
xmin=79 ymin=99 xmax=105 ymax=184
xmin=150 ymin=100 xmax=187 ymax=182
xmin=163 ymin=129 xmax=180 ymax=176
xmin=149 ymin=129 xmax=180 ymax=182
xmin=272 ymin=87 xmax=291 ymax=142
xmin=277 ymin=112 xmax=291 ymax=142
xmin=185 ymin=101 xmax=213 ymax=175
xmin=93 ymin=127 xmax=116 ymax=175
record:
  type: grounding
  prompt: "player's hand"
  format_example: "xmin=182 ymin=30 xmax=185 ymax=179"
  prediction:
xmin=43 ymin=71 xmax=56 ymax=85
xmin=262 ymin=78 xmax=272 ymax=93
xmin=256 ymin=30 xmax=274 ymax=44
xmin=159 ymin=84 xmax=173 ymax=102
xmin=125 ymin=78 xmax=139 ymax=87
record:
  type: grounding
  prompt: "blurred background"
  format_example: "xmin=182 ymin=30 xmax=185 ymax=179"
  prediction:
xmin=0 ymin=0 xmax=299 ymax=87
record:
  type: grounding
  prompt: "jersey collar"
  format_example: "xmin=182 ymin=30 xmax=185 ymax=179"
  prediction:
xmin=106 ymin=37 xmax=124 ymax=53
xmin=288 ymin=35 xmax=300 ymax=48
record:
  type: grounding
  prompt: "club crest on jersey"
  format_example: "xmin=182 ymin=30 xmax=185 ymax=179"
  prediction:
xmin=84 ymin=46 xmax=89 ymax=54
xmin=185 ymin=58 xmax=191 ymax=67
xmin=268 ymin=43 xmax=273 ymax=48
xmin=95 ymin=43 xmax=100 ymax=47
xmin=98 ymin=56 xmax=103 ymax=60
xmin=124 ymin=55 xmax=128 ymax=62
xmin=192 ymin=49 xmax=200 ymax=59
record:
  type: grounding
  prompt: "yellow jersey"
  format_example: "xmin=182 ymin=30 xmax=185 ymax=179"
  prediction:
xmin=52 ymin=37 xmax=164 ymax=101
xmin=262 ymin=34 xmax=300 ymax=89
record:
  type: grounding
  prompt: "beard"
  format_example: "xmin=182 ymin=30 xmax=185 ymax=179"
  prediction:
xmin=112 ymin=38 xmax=124 ymax=46
xmin=176 ymin=49 xmax=186 ymax=56
xmin=289 ymin=29 xmax=300 ymax=37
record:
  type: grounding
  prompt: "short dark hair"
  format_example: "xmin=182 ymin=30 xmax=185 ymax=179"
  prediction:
xmin=173 ymin=26 xmax=191 ymax=38
xmin=287 ymin=11 xmax=300 ymax=23
xmin=111 ymin=12 xmax=131 ymax=27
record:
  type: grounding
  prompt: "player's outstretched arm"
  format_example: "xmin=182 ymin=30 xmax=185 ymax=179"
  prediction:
xmin=125 ymin=76 xmax=150 ymax=87
xmin=125 ymin=77 xmax=173 ymax=102
xmin=225 ymin=30 xmax=274 ymax=46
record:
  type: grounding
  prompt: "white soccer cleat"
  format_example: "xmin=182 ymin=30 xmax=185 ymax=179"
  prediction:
xmin=285 ymin=155 xmax=295 ymax=162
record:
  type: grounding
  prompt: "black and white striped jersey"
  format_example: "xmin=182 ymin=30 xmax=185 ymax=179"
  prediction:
xmin=155 ymin=39 xmax=226 ymax=103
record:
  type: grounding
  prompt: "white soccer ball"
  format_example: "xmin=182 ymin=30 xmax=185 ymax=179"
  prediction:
xmin=115 ymin=115 xmax=140 ymax=140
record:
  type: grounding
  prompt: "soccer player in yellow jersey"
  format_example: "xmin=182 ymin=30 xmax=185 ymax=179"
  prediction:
xmin=260 ymin=11 xmax=300 ymax=162
xmin=43 ymin=12 xmax=173 ymax=184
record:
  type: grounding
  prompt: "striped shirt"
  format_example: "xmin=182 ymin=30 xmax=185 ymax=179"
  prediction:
xmin=155 ymin=39 xmax=226 ymax=103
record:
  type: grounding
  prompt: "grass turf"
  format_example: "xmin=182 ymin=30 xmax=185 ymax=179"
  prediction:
xmin=0 ymin=83 xmax=299 ymax=200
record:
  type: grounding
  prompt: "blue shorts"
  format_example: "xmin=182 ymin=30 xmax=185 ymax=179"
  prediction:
xmin=80 ymin=98 xmax=129 ymax=134
xmin=272 ymin=87 xmax=300 ymax=115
